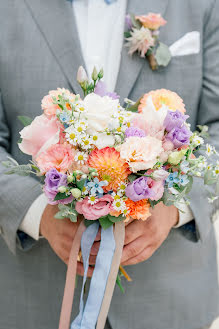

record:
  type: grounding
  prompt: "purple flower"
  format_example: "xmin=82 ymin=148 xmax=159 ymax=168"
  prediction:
xmin=164 ymin=110 xmax=189 ymax=132
xmin=125 ymin=176 xmax=155 ymax=202
xmin=125 ymin=127 xmax=146 ymax=138
xmin=125 ymin=14 xmax=133 ymax=30
xmin=166 ymin=126 xmax=192 ymax=148
xmin=94 ymin=81 xmax=120 ymax=100
xmin=44 ymin=168 xmax=73 ymax=205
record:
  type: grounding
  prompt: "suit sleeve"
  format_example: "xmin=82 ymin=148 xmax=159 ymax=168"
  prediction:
xmin=0 ymin=90 xmax=42 ymax=254
xmin=188 ymin=0 xmax=219 ymax=242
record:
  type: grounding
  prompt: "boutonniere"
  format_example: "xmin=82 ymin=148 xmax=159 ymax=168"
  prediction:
xmin=125 ymin=13 xmax=171 ymax=70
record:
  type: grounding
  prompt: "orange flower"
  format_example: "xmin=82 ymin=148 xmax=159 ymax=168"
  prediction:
xmin=138 ymin=89 xmax=186 ymax=113
xmin=88 ymin=147 xmax=131 ymax=192
xmin=125 ymin=198 xmax=151 ymax=221
xmin=136 ymin=13 xmax=167 ymax=30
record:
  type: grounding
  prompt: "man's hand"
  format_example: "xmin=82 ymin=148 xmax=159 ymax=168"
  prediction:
xmin=121 ymin=202 xmax=179 ymax=266
xmin=40 ymin=204 xmax=94 ymax=277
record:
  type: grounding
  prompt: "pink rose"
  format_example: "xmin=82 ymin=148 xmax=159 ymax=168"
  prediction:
xmin=136 ymin=13 xmax=167 ymax=30
xmin=75 ymin=195 xmax=114 ymax=220
xmin=36 ymin=143 xmax=76 ymax=174
xmin=19 ymin=114 xmax=60 ymax=158
xmin=147 ymin=178 xmax=165 ymax=201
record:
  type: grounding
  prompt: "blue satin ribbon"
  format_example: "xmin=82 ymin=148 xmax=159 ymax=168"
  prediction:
xmin=71 ymin=224 xmax=116 ymax=329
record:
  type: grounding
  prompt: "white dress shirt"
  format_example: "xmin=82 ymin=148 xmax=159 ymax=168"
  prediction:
xmin=19 ymin=0 xmax=193 ymax=240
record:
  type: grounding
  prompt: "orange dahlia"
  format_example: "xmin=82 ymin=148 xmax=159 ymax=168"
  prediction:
xmin=88 ymin=147 xmax=131 ymax=192
xmin=138 ymin=89 xmax=186 ymax=113
xmin=125 ymin=198 xmax=151 ymax=221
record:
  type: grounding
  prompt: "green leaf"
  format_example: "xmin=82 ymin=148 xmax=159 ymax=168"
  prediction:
xmin=116 ymin=274 xmax=125 ymax=294
xmin=130 ymin=13 xmax=141 ymax=29
xmin=154 ymin=42 xmax=171 ymax=67
xmin=204 ymin=170 xmax=217 ymax=185
xmin=99 ymin=216 xmax=114 ymax=229
xmin=84 ymin=219 xmax=96 ymax=228
xmin=18 ymin=115 xmax=33 ymax=127
xmin=76 ymin=178 xmax=87 ymax=191
xmin=54 ymin=211 xmax=66 ymax=220
xmin=124 ymin=31 xmax=131 ymax=38
xmin=126 ymin=95 xmax=143 ymax=113
xmin=108 ymin=214 xmax=124 ymax=223
xmin=54 ymin=192 xmax=70 ymax=201
xmin=69 ymin=213 xmax=77 ymax=222
xmin=128 ymin=174 xmax=137 ymax=183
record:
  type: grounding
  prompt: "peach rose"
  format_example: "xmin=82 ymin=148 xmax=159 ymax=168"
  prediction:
xmin=119 ymin=136 xmax=163 ymax=173
xmin=41 ymin=88 xmax=75 ymax=117
xmin=75 ymin=195 xmax=114 ymax=220
xmin=36 ymin=143 xmax=75 ymax=174
xmin=136 ymin=13 xmax=167 ymax=30
xmin=19 ymin=114 xmax=60 ymax=158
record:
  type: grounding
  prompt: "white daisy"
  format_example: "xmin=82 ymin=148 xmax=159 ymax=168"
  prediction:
xmin=75 ymin=151 xmax=88 ymax=165
xmin=88 ymin=195 xmax=98 ymax=205
xmin=206 ymin=144 xmax=216 ymax=157
xmin=112 ymin=199 xmax=126 ymax=212
xmin=80 ymin=136 xmax=92 ymax=150
xmin=192 ymin=135 xmax=204 ymax=147
xmin=65 ymin=127 xmax=78 ymax=146
xmin=81 ymin=186 xmax=89 ymax=196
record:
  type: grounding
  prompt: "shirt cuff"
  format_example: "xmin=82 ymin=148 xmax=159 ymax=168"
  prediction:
xmin=19 ymin=194 xmax=48 ymax=240
xmin=173 ymin=199 xmax=194 ymax=228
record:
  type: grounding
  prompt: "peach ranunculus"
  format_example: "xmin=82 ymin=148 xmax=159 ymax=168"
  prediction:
xmin=18 ymin=114 xmax=60 ymax=158
xmin=119 ymin=136 xmax=163 ymax=173
xmin=41 ymin=88 xmax=75 ymax=117
xmin=75 ymin=195 xmax=114 ymax=221
xmin=36 ymin=143 xmax=76 ymax=174
xmin=136 ymin=13 xmax=167 ymax=30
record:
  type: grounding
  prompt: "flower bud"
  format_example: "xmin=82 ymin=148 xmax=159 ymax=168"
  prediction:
xmin=91 ymin=171 xmax=99 ymax=177
xmin=152 ymin=169 xmax=169 ymax=181
xmin=77 ymin=66 xmax=88 ymax=84
xmin=58 ymin=186 xmax=67 ymax=193
xmin=70 ymin=188 xmax=82 ymax=199
xmin=67 ymin=175 xmax=74 ymax=183
xmin=91 ymin=66 xmax=98 ymax=81
xmin=81 ymin=174 xmax=87 ymax=179
xmin=98 ymin=68 xmax=104 ymax=79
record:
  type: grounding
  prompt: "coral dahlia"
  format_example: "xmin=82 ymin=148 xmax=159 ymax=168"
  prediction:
xmin=88 ymin=147 xmax=131 ymax=192
xmin=138 ymin=89 xmax=186 ymax=113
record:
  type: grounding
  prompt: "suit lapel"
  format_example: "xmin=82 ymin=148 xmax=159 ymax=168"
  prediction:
xmin=24 ymin=0 xmax=85 ymax=94
xmin=115 ymin=0 xmax=169 ymax=100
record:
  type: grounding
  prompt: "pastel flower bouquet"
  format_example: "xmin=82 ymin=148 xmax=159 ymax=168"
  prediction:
xmin=3 ymin=66 xmax=219 ymax=329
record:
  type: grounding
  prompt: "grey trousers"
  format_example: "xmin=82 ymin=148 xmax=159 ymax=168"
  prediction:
xmin=104 ymin=321 xmax=211 ymax=329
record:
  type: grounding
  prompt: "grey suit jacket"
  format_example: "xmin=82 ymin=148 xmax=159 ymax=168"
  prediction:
xmin=0 ymin=1 xmax=219 ymax=328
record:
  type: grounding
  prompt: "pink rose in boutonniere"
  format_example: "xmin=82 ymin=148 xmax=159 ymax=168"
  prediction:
xmin=125 ymin=13 xmax=171 ymax=70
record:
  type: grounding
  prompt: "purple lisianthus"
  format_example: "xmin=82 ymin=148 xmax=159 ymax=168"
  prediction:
xmin=166 ymin=125 xmax=192 ymax=148
xmin=125 ymin=176 xmax=155 ymax=202
xmin=125 ymin=14 xmax=133 ymax=30
xmin=94 ymin=81 xmax=120 ymax=100
xmin=164 ymin=110 xmax=189 ymax=132
xmin=44 ymin=168 xmax=73 ymax=205
xmin=125 ymin=127 xmax=146 ymax=138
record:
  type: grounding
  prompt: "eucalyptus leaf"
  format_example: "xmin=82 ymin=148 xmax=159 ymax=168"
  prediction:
xmin=155 ymin=42 xmax=171 ymax=67
xmin=18 ymin=115 xmax=33 ymax=127
xmin=99 ymin=216 xmax=114 ymax=229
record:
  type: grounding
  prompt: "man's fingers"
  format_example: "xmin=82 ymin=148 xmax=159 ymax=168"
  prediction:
xmin=77 ymin=262 xmax=94 ymax=278
xmin=121 ymin=235 xmax=150 ymax=264
xmin=90 ymin=241 xmax=100 ymax=255
xmin=124 ymin=220 xmax=145 ymax=245
xmin=94 ymin=229 xmax=101 ymax=241
xmin=89 ymin=255 xmax=97 ymax=265
xmin=121 ymin=245 xmax=154 ymax=266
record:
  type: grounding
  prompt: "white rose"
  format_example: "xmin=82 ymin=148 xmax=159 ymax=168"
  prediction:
xmin=83 ymin=93 xmax=119 ymax=134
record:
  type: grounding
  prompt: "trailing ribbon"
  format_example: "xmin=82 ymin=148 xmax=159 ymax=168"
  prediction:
xmin=71 ymin=225 xmax=116 ymax=329
xmin=58 ymin=221 xmax=86 ymax=329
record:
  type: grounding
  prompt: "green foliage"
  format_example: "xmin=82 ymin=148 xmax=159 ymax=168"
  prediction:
xmin=155 ymin=42 xmax=172 ymax=67
xmin=99 ymin=216 xmax=114 ymax=229
xmin=204 ymin=170 xmax=217 ymax=185
xmin=107 ymin=214 xmax=124 ymax=223
xmin=128 ymin=174 xmax=138 ymax=183
xmin=124 ymin=31 xmax=131 ymax=38
xmin=54 ymin=192 xmax=70 ymax=201
xmin=18 ymin=115 xmax=33 ymax=127
xmin=130 ymin=13 xmax=142 ymax=29
xmin=76 ymin=178 xmax=87 ymax=191
xmin=54 ymin=204 xmax=77 ymax=222
xmin=84 ymin=219 xmax=96 ymax=228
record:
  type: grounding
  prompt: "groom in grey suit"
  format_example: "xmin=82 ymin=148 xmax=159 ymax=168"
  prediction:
xmin=0 ymin=0 xmax=219 ymax=328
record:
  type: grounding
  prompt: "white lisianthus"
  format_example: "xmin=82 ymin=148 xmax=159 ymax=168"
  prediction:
xmin=95 ymin=133 xmax=115 ymax=149
xmin=83 ymin=93 xmax=120 ymax=134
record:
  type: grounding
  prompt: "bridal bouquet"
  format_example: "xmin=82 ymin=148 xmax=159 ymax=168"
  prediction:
xmin=3 ymin=66 xmax=219 ymax=329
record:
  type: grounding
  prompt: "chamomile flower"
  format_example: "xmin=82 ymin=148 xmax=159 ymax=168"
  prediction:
xmin=75 ymin=151 xmax=88 ymax=165
xmin=82 ymin=186 xmax=89 ymax=196
xmin=88 ymin=195 xmax=98 ymax=205
xmin=206 ymin=144 xmax=216 ymax=157
xmin=90 ymin=134 xmax=99 ymax=144
xmin=192 ymin=135 xmax=204 ymax=147
xmin=117 ymin=181 xmax=127 ymax=196
xmin=112 ymin=199 xmax=126 ymax=212
xmin=208 ymin=196 xmax=219 ymax=204
xmin=80 ymin=136 xmax=92 ymax=150
xmin=65 ymin=127 xmax=79 ymax=146
xmin=111 ymin=192 xmax=121 ymax=201
xmin=214 ymin=162 xmax=219 ymax=176
xmin=197 ymin=158 xmax=207 ymax=170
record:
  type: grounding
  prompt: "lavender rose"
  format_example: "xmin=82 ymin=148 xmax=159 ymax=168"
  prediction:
xmin=126 ymin=176 xmax=153 ymax=201
xmin=166 ymin=126 xmax=192 ymax=148
xmin=125 ymin=127 xmax=146 ymax=138
xmin=164 ymin=110 xmax=189 ymax=132
xmin=44 ymin=168 xmax=73 ymax=205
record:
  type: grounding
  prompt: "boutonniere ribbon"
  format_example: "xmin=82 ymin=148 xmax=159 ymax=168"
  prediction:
xmin=125 ymin=13 xmax=171 ymax=70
